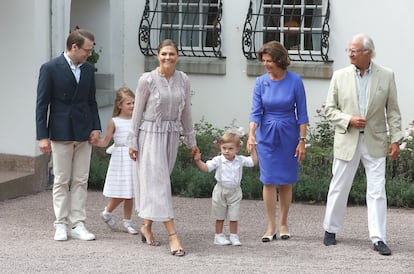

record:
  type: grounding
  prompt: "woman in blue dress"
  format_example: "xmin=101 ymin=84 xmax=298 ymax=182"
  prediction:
xmin=247 ymin=41 xmax=309 ymax=242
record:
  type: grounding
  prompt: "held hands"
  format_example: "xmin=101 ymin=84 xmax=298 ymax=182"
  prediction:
xmin=129 ymin=148 xmax=138 ymax=161
xmin=193 ymin=152 xmax=202 ymax=162
xmin=193 ymin=150 xmax=209 ymax=172
xmin=190 ymin=146 xmax=200 ymax=158
xmin=246 ymin=135 xmax=257 ymax=153
xmin=88 ymin=130 xmax=101 ymax=145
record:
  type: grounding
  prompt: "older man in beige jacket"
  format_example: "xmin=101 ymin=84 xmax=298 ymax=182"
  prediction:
xmin=322 ymin=33 xmax=403 ymax=256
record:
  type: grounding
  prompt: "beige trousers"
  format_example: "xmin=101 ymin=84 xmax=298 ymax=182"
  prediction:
xmin=51 ymin=141 xmax=92 ymax=226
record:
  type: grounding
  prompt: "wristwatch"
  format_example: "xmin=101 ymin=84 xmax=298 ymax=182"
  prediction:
xmin=299 ymin=137 xmax=306 ymax=142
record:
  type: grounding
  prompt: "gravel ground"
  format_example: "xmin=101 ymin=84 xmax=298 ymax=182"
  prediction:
xmin=0 ymin=190 xmax=413 ymax=274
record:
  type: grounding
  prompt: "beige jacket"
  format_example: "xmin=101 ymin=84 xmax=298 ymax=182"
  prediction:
xmin=325 ymin=63 xmax=403 ymax=161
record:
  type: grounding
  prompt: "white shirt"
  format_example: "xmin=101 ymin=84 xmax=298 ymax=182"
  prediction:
xmin=206 ymin=154 xmax=255 ymax=188
xmin=63 ymin=51 xmax=83 ymax=83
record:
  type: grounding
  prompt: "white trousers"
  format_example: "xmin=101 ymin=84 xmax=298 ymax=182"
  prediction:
xmin=323 ymin=134 xmax=387 ymax=243
xmin=51 ymin=141 xmax=92 ymax=226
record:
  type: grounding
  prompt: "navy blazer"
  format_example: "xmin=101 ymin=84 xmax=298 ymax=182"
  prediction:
xmin=36 ymin=54 xmax=101 ymax=141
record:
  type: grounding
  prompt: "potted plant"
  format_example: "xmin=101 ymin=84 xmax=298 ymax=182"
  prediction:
xmin=87 ymin=48 xmax=101 ymax=72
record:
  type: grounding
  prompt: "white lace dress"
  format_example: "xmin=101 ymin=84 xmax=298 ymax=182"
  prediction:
xmin=126 ymin=69 xmax=196 ymax=222
xmin=103 ymin=117 xmax=134 ymax=199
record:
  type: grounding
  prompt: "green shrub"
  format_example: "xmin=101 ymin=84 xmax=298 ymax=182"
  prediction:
xmin=386 ymin=178 xmax=414 ymax=208
xmin=294 ymin=106 xmax=335 ymax=203
xmin=88 ymin=146 xmax=110 ymax=190
xmin=241 ymin=167 xmax=262 ymax=199
xmin=171 ymin=159 xmax=215 ymax=198
xmin=348 ymin=165 xmax=367 ymax=205
xmin=88 ymin=112 xmax=414 ymax=208
xmin=171 ymin=117 xmax=223 ymax=198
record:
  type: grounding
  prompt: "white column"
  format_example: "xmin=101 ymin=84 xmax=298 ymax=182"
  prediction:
xmin=51 ymin=0 xmax=72 ymax=57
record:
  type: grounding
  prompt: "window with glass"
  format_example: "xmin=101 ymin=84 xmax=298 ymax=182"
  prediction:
xmin=242 ymin=0 xmax=330 ymax=62
xmin=139 ymin=0 xmax=223 ymax=58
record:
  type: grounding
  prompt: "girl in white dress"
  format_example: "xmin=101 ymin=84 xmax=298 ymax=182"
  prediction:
xmin=96 ymin=87 xmax=138 ymax=234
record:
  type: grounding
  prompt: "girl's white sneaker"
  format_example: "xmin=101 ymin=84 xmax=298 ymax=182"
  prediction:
xmin=101 ymin=210 xmax=117 ymax=231
xmin=123 ymin=219 xmax=138 ymax=235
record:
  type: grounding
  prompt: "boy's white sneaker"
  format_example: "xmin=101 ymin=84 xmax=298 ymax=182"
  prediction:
xmin=214 ymin=233 xmax=231 ymax=245
xmin=230 ymin=234 xmax=242 ymax=246
xmin=70 ymin=222 xmax=96 ymax=241
xmin=54 ymin=224 xmax=67 ymax=241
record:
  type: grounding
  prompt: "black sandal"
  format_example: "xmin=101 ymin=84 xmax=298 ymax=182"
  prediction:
xmin=170 ymin=249 xmax=186 ymax=256
xmin=169 ymin=232 xmax=185 ymax=257
xmin=140 ymin=223 xmax=161 ymax=246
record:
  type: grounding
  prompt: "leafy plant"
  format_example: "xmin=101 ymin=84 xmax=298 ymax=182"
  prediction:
xmin=87 ymin=49 xmax=100 ymax=65
xmin=88 ymin=113 xmax=414 ymax=208
xmin=88 ymin=147 xmax=110 ymax=190
xmin=308 ymin=104 xmax=334 ymax=148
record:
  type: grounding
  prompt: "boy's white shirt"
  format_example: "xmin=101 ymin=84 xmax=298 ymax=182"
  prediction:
xmin=206 ymin=154 xmax=254 ymax=188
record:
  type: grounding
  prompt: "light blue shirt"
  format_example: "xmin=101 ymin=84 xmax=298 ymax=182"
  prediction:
xmin=355 ymin=63 xmax=372 ymax=118
xmin=63 ymin=52 xmax=82 ymax=83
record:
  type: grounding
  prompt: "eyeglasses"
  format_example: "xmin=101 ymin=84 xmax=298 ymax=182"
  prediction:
xmin=345 ymin=48 xmax=369 ymax=55
xmin=80 ymin=47 xmax=94 ymax=53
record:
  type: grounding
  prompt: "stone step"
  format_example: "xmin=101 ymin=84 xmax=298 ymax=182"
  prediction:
xmin=0 ymin=170 xmax=37 ymax=200
xmin=0 ymin=170 xmax=32 ymax=182
xmin=0 ymin=154 xmax=50 ymax=201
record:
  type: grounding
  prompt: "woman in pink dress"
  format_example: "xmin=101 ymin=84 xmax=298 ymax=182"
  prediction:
xmin=127 ymin=39 xmax=199 ymax=256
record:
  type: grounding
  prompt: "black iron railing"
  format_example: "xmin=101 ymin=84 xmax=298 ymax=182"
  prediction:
xmin=242 ymin=0 xmax=331 ymax=62
xmin=138 ymin=0 xmax=224 ymax=58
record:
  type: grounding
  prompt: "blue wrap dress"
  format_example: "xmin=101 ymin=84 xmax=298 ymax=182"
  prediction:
xmin=249 ymin=71 xmax=309 ymax=185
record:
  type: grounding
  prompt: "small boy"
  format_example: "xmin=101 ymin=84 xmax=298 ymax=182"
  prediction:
xmin=194 ymin=132 xmax=258 ymax=246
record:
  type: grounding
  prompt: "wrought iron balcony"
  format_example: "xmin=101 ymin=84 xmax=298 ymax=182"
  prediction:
xmin=138 ymin=0 xmax=224 ymax=58
xmin=242 ymin=0 xmax=331 ymax=62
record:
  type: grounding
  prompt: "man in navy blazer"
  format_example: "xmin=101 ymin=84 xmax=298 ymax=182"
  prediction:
xmin=36 ymin=29 xmax=101 ymax=241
